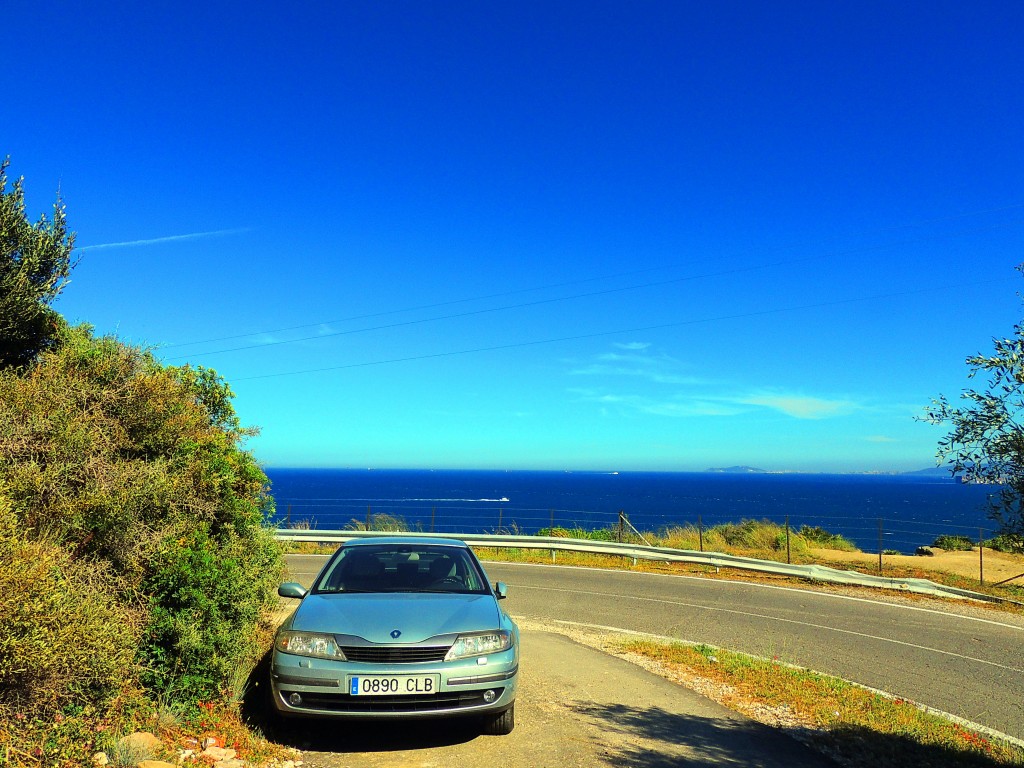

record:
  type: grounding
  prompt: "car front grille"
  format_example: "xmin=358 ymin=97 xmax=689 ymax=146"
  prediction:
xmin=339 ymin=645 xmax=450 ymax=664
xmin=289 ymin=687 xmax=505 ymax=713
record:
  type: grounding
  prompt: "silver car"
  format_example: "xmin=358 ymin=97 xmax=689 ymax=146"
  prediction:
xmin=272 ymin=537 xmax=519 ymax=734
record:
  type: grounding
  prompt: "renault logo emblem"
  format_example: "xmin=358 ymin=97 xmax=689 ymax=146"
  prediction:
xmin=390 ymin=629 xmax=402 ymax=639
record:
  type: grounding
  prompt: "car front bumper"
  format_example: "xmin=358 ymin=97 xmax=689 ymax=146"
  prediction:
xmin=270 ymin=648 xmax=518 ymax=719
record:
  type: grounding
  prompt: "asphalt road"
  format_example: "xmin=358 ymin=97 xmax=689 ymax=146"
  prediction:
xmin=283 ymin=555 xmax=1024 ymax=744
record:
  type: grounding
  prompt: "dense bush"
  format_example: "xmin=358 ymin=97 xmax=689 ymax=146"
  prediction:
xmin=0 ymin=325 xmax=284 ymax=729
xmin=346 ymin=513 xmax=413 ymax=532
xmin=0 ymin=498 xmax=140 ymax=717
xmin=799 ymin=525 xmax=857 ymax=551
xmin=983 ymin=533 xmax=1024 ymax=554
xmin=715 ymin=519 xmax=793 ymax=551
xmin=931 ymin=534 xmax=975 ymax=551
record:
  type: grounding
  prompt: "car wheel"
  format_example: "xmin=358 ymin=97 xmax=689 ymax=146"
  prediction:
xmin=481 ymin=703 xmax=514 ymax=735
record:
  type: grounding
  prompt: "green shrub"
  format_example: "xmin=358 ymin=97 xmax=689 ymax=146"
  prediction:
xmin=798 ymin=525 xmax=857 ymax=552
xmin=140 ymin=522 xmax=281 ymax=702
xmin=983 ymin=534 xmax=1024 ymax=554
xmin=346 ymin=513 xmax=411 ymax=532
xmin=711 ymin=519 xmax=802 ymax=553
xmin=931 ymin=534 xmax=975 ymax=551
xmin=0 ymin=499 xmax=140 ymax=717
xmin=0 ymin=326 xmax=284 ymax=717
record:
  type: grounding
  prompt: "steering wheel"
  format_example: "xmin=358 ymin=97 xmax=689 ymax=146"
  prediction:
xmin=433 ymin=577 xmax=463 ymax=586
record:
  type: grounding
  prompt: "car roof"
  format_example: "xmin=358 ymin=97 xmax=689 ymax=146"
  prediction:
xmin=343 ymin=536 xmax=470 ymax=549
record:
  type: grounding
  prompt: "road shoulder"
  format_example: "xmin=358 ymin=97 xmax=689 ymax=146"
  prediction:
xmin=291 ymin=630 xmax=835 ymax=768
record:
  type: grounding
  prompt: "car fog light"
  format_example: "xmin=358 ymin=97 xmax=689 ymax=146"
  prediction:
xmin=483 ymin=689 xmax=496 ymax=703
xmin=288 ymin=693 xmax=303 ymax=706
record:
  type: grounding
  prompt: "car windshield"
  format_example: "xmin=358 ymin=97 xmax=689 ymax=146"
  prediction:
xmin=313 ymin=544 xmax=490 ymax=595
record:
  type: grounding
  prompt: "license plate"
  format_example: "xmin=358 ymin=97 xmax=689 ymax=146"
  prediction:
xmin=349 ymin=674 xmax=441 ymax=696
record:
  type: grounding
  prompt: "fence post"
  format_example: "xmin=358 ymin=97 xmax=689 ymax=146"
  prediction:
xmin=785 ymin=515 xmax=791 ymax=564
xmin=698 ymin=514 xmax=704 ymax=552
xmin=877 ymin=518 xmax=883 ymax=575
xmin=286 ymin=504 xmax=291 ymax=527
xmin=431 ymin=506 xmax=436 ymax=533
xmin=366 ymin=505 xmax=372 ymax=531
xmin=618 ymin=511 xmax=624 ymax=543
xmin=498 ymin=507 xmax=503 ymax=533
xmin=980 ymin=527 xmax=985 ymax=585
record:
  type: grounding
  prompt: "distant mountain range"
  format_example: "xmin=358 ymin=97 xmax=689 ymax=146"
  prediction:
xmin=903 ymin=466 xmax=955 ymax=477
xmin=702 ymin=465 xmax=958 ymax=476
xmin=705 ymin=466 xmax=767 ymax=473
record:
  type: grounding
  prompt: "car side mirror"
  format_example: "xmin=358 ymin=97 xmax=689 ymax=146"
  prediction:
xmin=278 ymin=582 xmax=308 ymax=599
xmin=494 ymin=581 xmax=508 ymax=600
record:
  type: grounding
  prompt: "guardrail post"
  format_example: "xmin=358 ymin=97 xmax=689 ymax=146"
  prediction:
xmin=877 ymin=518 xmax=883 ymax=575
xmin=550 ymin=509 xmax=556 ymax=561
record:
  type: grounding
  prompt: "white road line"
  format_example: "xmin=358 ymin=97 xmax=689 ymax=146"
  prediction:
xmin=486 ymin=559 xmax=1024 ymax=632
xmin=515 ymin=583 xmax=1024 ymax=674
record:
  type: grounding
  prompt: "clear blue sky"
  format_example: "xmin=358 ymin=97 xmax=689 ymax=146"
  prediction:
xmin=6 ymin=1 xmax=1023 ymax=472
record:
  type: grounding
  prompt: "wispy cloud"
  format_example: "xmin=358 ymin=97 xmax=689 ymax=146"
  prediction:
xmin=613 ymin=341 xmax=651 ymax=351
xmin=736 ymin=393 xmax=858 ymax=419
xmin=639 ymin=399 xmax=746 ymax=417
xmin=77 ymin=227 xmax=249 ymax=252
xmin=568 ymin=345 xmax=702 ymax=385
xmin=568 ymin=389 xmax=744 ymax=417
xmin=570 ymin=385 xmax=860 ymax=421
xmin=569 ymin=345 xmax=859 ymax=421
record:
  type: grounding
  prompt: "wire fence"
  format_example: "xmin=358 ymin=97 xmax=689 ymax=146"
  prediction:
xmin=273 ymin=500 xmax=1024 ymax=587
xmin=272 ymin=499 xmax=1003 ymax=556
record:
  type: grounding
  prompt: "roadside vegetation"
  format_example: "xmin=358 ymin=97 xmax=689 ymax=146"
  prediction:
xmin=284 ymin=515 xmax=1023 ymax=600
xmin=619 ymin=639 xmax=1024 ymax=767
xmin=0 ymin=159 xmax=285 ymax=766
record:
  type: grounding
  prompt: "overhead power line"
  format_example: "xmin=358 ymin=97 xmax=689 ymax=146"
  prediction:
xmin=167 ymin=216 xmax=1024 ymax=362
xmin=232 ymin=276 xmax=1013 ymax=382
xmin=159 ymin=204 xmax=1024 ymax=353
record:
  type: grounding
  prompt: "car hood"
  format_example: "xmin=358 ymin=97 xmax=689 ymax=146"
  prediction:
xmin=287 ymin=593 xmax=502 ymax=644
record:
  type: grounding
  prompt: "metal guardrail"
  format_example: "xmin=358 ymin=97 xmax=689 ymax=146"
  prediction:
xmin=273 ymin=528 xmax=1004 ymax=603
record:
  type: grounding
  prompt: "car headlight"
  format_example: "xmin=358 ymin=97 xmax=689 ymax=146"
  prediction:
xmin=276 ymin=631 xmax=347 ymax=660
xmin=444 ymin=630 xmax=513 ymax=661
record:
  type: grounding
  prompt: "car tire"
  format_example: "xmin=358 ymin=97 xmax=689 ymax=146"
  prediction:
xmin=481 ymin=703 xmax=515 ymax=735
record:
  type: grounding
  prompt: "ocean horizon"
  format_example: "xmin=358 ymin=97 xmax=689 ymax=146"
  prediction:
xmin=263 ymin=468 xmax=997 ymax=554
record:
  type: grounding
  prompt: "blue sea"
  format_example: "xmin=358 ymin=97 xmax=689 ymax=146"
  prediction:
xmin=264 ymin=468 xmax=999 ymax=554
